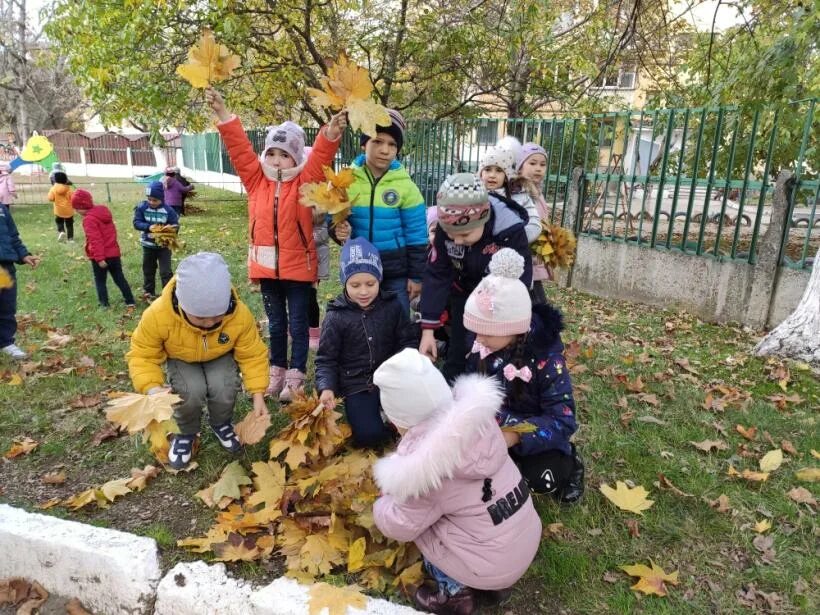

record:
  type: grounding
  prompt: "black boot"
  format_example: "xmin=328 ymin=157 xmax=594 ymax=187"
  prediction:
xmin=414 ymin=585 xmax=479 ymax=615
xmin=560 ymin=444 xmax=585 ymax=504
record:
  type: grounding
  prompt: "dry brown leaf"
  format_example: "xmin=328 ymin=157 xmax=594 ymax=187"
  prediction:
xmin=690 ymin=439 xmax=728 ymax=453
xmin=625 ymin=518 xmax=640 ymax=538
xmin=709 ymin=494 xmax=731 ymax=513
xmin=657 ymin=473 xmax=693 ymax=497
xmin=91 ymin=422 xmax=122 ymax=446
xmin=176 ymin=29 xmax=240 ymax=88
xmin=65 ymin=597 xmax=92 ymax=615
xmin=235 ymin=409 xmax=272 ymax=445
xmin=735 ymin=424 xmax=757 ymax=441
xmin=787 ymin=487 xmax=817 ymax=507
xmin=42 ymin=470 xmax=66 ymax=485
xmin=780 ymin=440 xmax=797 ymax=455
xmin=3 ymin=437 xmax=38 ymax=459
xmin=126 ymin=465 xmax=160 ymax=492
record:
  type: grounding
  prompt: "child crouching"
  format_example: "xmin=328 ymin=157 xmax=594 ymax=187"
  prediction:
xmin=373 ymin=349 xmax=541 ymax=614
xmin=315 ymin=238 xmax=415 ymax=448
xmin=126 ymin=252 xmax=269 ymax=470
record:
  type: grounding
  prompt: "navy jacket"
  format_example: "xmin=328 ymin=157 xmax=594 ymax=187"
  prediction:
xmin=0 ymin=205 xmax=30 ymax=264
xmin=133 ymin=201 xmax=179 ymax=248
xmin=466 ymin=303 xmax=577 ymax=456
xmin=315 ymin=291 xmax=417 ymax=397
xmin=420 ymin=195 xmax=532 ymax=329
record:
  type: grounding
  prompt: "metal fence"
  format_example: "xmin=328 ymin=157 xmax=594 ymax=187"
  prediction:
xmin=179 ymin=98 xmax=818 ymax=269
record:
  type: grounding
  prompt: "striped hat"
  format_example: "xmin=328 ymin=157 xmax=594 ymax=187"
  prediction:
xmin=435 ymin=173 xmax=490 ymax=233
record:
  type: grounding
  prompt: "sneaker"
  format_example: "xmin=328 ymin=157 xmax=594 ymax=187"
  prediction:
xmin=211 ymin=422 xmax=243 ymax=454
xmin=1 ymin=343 xmax=27 ymax=360
xmin=57 ymin=231 xmax=66 ymax=243
xmin=265 ymin=365 xmax=287 ymax=398
xmin=279 ymin=368 xmax=305 ymax=403
xmin=308 ymin=327 xmax=321 ymax=351
xmin=168 ymin=434 xmax=198 ymax=470
xmin=560 ymin=444 xmax=586 ymax=504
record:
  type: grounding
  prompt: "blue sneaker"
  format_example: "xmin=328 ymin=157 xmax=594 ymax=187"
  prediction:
xmin=168 ymin=434 xmax=197 ymax=470
xmin=211 ymin=422 xmax=242 ymax=454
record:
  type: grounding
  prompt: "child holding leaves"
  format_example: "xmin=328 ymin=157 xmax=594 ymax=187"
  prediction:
xmin=205 ymin=87 xmax=347 ymax=402
xmin=517 ymin=142 xmax=551 ymax=303
xmin=463 ymin=248 xmax=585 ymax=503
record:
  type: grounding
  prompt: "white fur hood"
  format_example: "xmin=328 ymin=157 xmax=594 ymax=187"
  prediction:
xmin=373 ymin=374 xmax=506 ymax=502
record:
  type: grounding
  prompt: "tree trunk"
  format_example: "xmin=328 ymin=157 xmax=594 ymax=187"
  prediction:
xmin=755 ymin=246 xmax=820 ymax=366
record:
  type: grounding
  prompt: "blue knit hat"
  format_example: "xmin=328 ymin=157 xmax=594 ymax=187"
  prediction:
xmin=340 ymin=237 xmax=383 ymax=283
xmin=146 ymin=181 xmax=164 ymax=201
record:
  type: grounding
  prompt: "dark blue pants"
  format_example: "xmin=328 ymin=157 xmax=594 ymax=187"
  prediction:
xmin=92 ymin=258 xmax=135 ymax=307
xmin=261 ymin=279 xmax=311 ymax=373
xmin=344 ymin=388 xmax=392 ymax=448
xmin=142 ymin=246 xmax=172 ymax=295
xmin=0 ymin=264 xmax=17 ymax=347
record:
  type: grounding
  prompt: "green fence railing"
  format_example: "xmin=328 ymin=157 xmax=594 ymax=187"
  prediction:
xmin=178 ymin=98 xmax=818 ymax=269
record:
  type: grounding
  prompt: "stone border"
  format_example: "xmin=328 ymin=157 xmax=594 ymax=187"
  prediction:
xmin=0 ymin=504 xmax=419 ymax=615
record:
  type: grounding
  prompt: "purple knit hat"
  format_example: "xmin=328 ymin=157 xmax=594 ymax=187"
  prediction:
xmin=426 ymin=206 xmax=438 ymax=228
xmin=516 ymin=143 xmax=548 ymax=173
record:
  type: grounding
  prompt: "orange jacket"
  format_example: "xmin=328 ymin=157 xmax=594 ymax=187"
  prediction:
xmin=218 ymin=116 xmax=340 ymax=283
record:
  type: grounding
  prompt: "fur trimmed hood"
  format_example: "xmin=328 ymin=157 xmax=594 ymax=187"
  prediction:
xmin=374 ymin=374 xmax=505 ymax=502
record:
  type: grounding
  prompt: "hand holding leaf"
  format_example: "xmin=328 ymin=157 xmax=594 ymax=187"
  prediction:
xmin=177 ymin=29 xmax=240 ymax=89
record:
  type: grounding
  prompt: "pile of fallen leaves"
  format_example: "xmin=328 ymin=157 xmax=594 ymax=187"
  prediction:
xmin=300 ymin=166 xmax=356 ymax=224
xmin=531 ymin=221 xmax=577 ymax=271
xmin=178 ymin=393 xmax=423 ymax=594
xmin=149 ymin=224 xmax=181 ymax=251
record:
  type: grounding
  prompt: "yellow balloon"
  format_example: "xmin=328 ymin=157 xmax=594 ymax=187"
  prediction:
xmin=20 ymin=134 xmax=54 ymax=162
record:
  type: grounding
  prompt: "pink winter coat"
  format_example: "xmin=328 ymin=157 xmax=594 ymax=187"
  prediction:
xmin=373 ymin=375 xmax=542 ymax=590
xmin=532 ymin=192 xmax=552 ymax=282
xmin=0 ymin=173 xmax=15 ymax=206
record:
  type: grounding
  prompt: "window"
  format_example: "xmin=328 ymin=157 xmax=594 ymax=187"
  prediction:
xmin=593 ymin=65 xmax=637 ymax=90
xmin=476 ymin=120 xmax=499 ymax=145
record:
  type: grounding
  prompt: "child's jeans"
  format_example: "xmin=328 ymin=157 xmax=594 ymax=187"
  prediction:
xmin=92 ymin=258 xmax=135 ymax=307
xmin=260 ymin=279 xmax=311 ymax=373
xmin=0 ymin=263 xmax=17 ymax=347
xmin=166 ymin=353 xmax=241 ymax=435
xmin=142 ymin=246 xmax=172 ymax=295
xmin=55 ymin=216 xmax=74 ymax=240
xmin=425 ymin=559 xmax=466 ymax=597
xmin=344 ymin=388 xmax=392 ymax=448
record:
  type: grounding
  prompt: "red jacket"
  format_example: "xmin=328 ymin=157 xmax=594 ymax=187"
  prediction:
xmin=218 ymin=116 xmax=340 ymax=283
xmin=82 ymin=205 xmax=121 ymax=262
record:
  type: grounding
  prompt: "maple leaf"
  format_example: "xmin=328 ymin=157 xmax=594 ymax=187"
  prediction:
xmin=105 ymin=392 xmax=180 ymax=434
xmin=308 ymin=583 xmax=367 ymax=615
xmin=709 ymin=494 xmax=731 ymax=513
xmin=787 ymin=487 xmax=817 ymax=507
xmin=126 ymin=465 xmax=160 ymax=492
xmin=41 ymin=331 xmax=72 ymax=350
xmin=36 ymin=497 xmax=61 ymax=510
xmin=176 ymin=29 xmax=240 ymax=88
xmin=212 ymin=532 xmax=261 ymax=562
xmin=690 ymin=439 xmax=728 ymax=453
xmin=0 ymin=267 xmax=14 ymax=289
xmin=347 ymin=536 xmax=367 ymax=573
xmin=754 ymin=519 xmax=772 ymax=533
xmin=3 ymin=437 xmax=38 ymax=459
xmin=599 ymin=481 xmax=654 ymax=515
xmin=91 ymin=422 xmax=121 ymax=446
xmin=99 ymin=478 xmax=133 ymax=504
xmin=42 ymin=471 xmax=66 ymax=485
xmin=736 ymin=424 xmax=757 ymax=441
xmin=306 ymin=54 xmax=391 ymax=137
xmin=392 ymin=560 xmax=425 ymax=593
xmin=63 ymin=488 xmax=100 ymax=510
xmin=234 ymin=408 xmax=271 ymax=445
xmin=247 ymin=461 xmax=286 ymax=510
xmin=211 ymin=461 xmax=252 ymax=503
xmin=299 ymin=169 xmax=354 ymax=224
xmin=177 ymin=526 xmax=230 ymax=553
xmin=620 ymin=560 xmax=679 ymax=597
xmin=300 ymin=533 xmax=344 ymax=576
xmin=143 ymin=418 xmax=179 ymax=463
xmin=794 ymin=467 xmax=820 ymax=482
xmin=759 ymin=449 xmax=783 ymax=472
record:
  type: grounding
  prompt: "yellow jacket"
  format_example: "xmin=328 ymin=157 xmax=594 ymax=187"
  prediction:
xmin=48 ymin=183 xmax=74 ymax=218
xmin=127 ymin=279 xmax=269 ymax=394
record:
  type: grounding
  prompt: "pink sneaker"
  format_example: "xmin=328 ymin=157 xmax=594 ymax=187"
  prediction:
xmin=265 ymin=365 xmax=287 ymax=398
xmin=308 ymin=327 xmax=320 ymax=351
xmin=279 ymin=369 xmax=305 ymax=403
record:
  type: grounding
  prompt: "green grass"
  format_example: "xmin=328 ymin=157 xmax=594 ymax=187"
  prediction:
xmin=1 ymin=179 xmax=818 ymax=613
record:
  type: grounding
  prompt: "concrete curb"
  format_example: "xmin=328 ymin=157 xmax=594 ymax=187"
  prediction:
xmin=0 ymin=504 xmax=162 ymax=614
xmin=0 ymin=505 xmax=420 ymax=615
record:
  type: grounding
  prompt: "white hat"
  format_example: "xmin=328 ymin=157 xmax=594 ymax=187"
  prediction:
xmin=463 ymin=248 xmax=532 ymax=336
xmin=479 ymin=136 xmax=522 ymax=180
xmin=373 ymin=349 xmax=452 ymax=429
xmin=175 ymin=252 xmax=232 ymax=317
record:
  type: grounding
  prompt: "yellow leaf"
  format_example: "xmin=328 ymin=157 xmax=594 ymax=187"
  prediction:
xmin=347 ymin=536 xmax=367 ymax=573
xmin=211 ymin=461 xmax=252 ymax=503
xmin=99 ymin=478 xmax=132 ymax=502
xmin=620 ymin=560 xmax=679 ymax=597
xmin=212 ymin=532 xmax=261 ymax=562
xmin=753 ymin=519 xmax=771 ymax=533
xmin=300 ymin=176 xmax=351 ymax=217
xmin=143 ymin=419 xmax=178 ymax=463
xmin=324 ymin=165 xmax=355 ymax=189
xmin=811 ymin=450 xmax=820 ymax=460
xmin=177 ymin=526 xmax=229 ymax=553
xmin=599 ymin=481 xmax=654 ymax=515
xmin=308 ymin=583 xmax=367 ymax=615
xmin=794 ymin=467 xmax=820 ymax=482
xmin=63 ymin=488 xmax=99 ymax=510
xmin=347 ymin=97 xmax=392 ymax=138
xmin=759 ymin=449 xmax=783 ymax=473
xmin=0 ymin=267 xmax=14 ymax=289
xmin=392 ymin=561 xmax=425 ymax=592
xmin=740 ymin=469 xmax=770 ymax=482
xmin=234 ymin=409 xmax=271 ymax=445
xmin=5 ymin=373 xmax=23 ymax=386
xmin=106 ymin=392 xmax=180 ymax=434
xmin=176 ymin=28 xmax=240 ymax=88
xmin=300 ymin=534 xmax=343 ymax=576
xmin=36 ymin=497 xmax=62 ymax=510
xmin=246 ymin=461 xmax=286 ymax=510
xmin=126 ymin=465 xmax=160 ymax=492
xmin=501 ymin=422 xmax=537 ymax=434
xmin=3 ymin=437 xmax=38 ymax=459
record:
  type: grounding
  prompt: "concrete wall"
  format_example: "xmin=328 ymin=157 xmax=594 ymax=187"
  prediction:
xmin=768 ymin=267 xmax=812 ymax=328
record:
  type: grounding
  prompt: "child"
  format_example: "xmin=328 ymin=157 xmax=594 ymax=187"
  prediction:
xmin=315 ymin=238 xmax=416 ymax=447
xmin=373 ymin=349 xmax=541 ymax=613
xmin=517 ymin=143 xmax=551 ymax=304
xmin=463 ymin=248 xmax=584 ymax=503
xmin=71 ymin=189 xmax=136 ymax=309
xmin=331 ymin=110 xmax=427 ymax=313
xmin=0 ymin=163 xmax=16 ymax=207
xmin=419 ymin=173 xmax=532 ymax=383
xmin=206 ymin=87 xmax=347 ymax=402
xmin=47 ymin=171 xmax=75 ymax=242
xmin=0 ymin=203 xmax=40 ymax=360
xmin=126 ymin=252 xmax=270 ymax=470
xmin=308 ymin=207 xmax=329 ymax=351
xmin=479 ymin=137 xmax=541 ymax=244
xmin=162 ymin=166 xmax=194 ymax=216
xmin=133 ymin=180 xmax=179 ymax=301
xmin=49 ymin=162 xmax=67 ymax=185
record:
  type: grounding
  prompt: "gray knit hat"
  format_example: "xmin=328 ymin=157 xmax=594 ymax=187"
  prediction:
xmin=436 ymin=173 xmax=491 ymax=233
xmin=175 ymin=252 xmax=232 ymax=317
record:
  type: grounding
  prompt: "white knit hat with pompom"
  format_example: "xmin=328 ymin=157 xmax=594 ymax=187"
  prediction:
xmin=463 ymin=248 xmax=532 ymax=336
